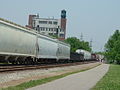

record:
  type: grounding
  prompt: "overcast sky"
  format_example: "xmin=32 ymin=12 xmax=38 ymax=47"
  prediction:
xmin=0 ymin=0 xmax=120 ymax=52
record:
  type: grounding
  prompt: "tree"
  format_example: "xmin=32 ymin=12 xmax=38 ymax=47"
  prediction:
xmin=105 ymin=30 xmax=120 ymax=64
xmin=64 ymin=37 xmax=91 ymax=52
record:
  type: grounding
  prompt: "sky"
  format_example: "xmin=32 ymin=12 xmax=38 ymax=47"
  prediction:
xmin=0 ymin=0 xmax=120 ymax=52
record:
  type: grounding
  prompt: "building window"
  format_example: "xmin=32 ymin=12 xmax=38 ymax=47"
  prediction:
xmin=54 ymin=28 xmax=57 ymax=31
xmin=51 ymin=28 xmax=53 ymax=31
xmin=46 ymin=28 xmax=48 ymax=31
xmin=49 ymin=33 xmax=53 ymax=35
xmin=48 ymin=21 xmax=52 ymax=24
xmin=49 ymin=28 xmax=51 ymax=31
xmin=40 ymin=27 xmax=45 ymax=31
xmin=53 ymin=22 xmax=58 ymax=25
xmin=60 ymin=34 xmax=64 ymax=38
xmin=39 ymin=21 xmax=47 ymax=24
xmin=40 ymin=27 xmax=42 ymax=31
xmin=43 ymin=27 xmax=45 ymax=31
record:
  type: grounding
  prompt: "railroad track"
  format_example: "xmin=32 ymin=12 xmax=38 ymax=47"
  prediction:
xmin=0 ymin=61 xmax=97 ymax=72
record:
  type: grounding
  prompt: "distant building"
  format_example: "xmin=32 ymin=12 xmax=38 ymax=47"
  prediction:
xmin=26 ymin=10 xmax=67 ymax=40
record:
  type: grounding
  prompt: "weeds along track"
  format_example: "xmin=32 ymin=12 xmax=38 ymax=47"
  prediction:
xmin=0 ymin=61 xmax=97 ymax=72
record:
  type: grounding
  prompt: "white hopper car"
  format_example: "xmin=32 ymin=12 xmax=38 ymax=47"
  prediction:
xmin=76 ymin=49 xmax=92 ymax=60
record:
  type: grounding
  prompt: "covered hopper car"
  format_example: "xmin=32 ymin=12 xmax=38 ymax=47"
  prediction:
xmin=0 ymin=18 xmax=70 ymax=64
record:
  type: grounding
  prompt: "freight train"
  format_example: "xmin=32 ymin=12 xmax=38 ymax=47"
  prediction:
xmin=0 ymin=18 xmax=98 ymax=64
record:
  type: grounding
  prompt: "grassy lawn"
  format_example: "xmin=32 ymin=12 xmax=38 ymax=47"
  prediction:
xmin=92 ymin=64 xmax=120 ymax=90
xmin=0 ymin=63 xmax=100 ymax=90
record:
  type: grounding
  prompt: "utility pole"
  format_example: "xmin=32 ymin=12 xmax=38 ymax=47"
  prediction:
xmin=90 ymin=39 xmax=92 ymax=47
xmin=80 ymin=33 xmax=83 ymax=41
xmin=90 ymin=39 xmax=93 ymax=52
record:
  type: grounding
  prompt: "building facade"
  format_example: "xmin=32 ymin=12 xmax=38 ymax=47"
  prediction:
xmin=26 ymin=10 xmax=67 ymax=40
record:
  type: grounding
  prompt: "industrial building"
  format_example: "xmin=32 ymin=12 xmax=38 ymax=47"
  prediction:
xmin=26 ymin=10 xmax=67 ymax=40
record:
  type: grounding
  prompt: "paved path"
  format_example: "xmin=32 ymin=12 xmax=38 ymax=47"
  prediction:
xmin=27 ymin=64 xmax=109 ymax=90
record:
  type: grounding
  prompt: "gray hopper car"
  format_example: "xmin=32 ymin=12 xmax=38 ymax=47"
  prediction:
xmin=0 ymin=18 xmax=70 ymax=64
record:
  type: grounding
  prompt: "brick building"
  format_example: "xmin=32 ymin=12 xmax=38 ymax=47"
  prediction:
xmin=26 ymin=10 xmax=67 ymax=40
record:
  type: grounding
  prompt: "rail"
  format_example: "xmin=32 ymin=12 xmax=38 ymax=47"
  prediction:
xmin=0 ymin=61 xmax=97 ymax=72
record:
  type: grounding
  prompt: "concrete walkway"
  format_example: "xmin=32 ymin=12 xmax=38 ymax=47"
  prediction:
xmin=27 ymin=64 xmax=109 ymax=90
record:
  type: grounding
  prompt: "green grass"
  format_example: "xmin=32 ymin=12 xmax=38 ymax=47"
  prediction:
xmin=1 ymin=64 xmax=100 ymax=90
xmin=92 ymin=64 xmax=120 ymax=90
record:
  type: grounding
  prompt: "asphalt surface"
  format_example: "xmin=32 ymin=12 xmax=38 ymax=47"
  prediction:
xmin=27 ymin=64 xmax=109 ymax=90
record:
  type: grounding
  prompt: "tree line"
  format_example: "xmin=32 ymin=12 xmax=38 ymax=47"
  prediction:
xmin=64 ymin=37 xmax=91 ymax=52
xmin=105 ymin=30 xmax=120 ymax=64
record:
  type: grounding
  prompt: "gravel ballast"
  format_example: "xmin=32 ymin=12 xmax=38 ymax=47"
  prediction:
xmin=0 ymin=62 xmax=100 ymax=88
